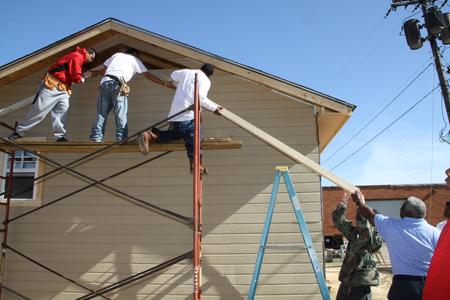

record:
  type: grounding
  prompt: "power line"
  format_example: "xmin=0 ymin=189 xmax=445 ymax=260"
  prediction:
xmin=439 ymin=89 xmax=450 ymax=143
xmin=323 ymin=62 xmax=433 ymax=163
xmin=328 ymin=26 xmax=399 ymax=92
xmin=430 ymin=73 xmax=436 ymax=184
xmin=326 ymin=18 xmax=387 ymax=88
xmin=348 ymin=44 xmax=404 ymax=99
xmin=330 ymin=84 xmax=440 ymax=171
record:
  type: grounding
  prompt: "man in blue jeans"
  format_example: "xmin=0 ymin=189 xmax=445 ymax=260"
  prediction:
xmin=87 ymin=48 xmax=173 ymax=142
xmin=138 ymin=64 xmax=222 ymax=174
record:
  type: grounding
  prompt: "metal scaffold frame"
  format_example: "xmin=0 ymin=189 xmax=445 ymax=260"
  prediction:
xmin=0 ymin=78 xmax=204 ymax=299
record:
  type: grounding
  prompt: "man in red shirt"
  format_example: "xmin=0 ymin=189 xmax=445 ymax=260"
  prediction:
xmin=422 ymin=168 xmax=450 ymax=300
xmin=8 ymin=46 xmax=96 ymax=141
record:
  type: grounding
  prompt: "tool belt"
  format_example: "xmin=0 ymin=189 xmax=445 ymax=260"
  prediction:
xmin=45 ymin=62 xmax=71 ymax=95
xmin=105 ymin=74 xmax=130 ymax=96
xmin=43 ymin=73 xmax=72 ymax=95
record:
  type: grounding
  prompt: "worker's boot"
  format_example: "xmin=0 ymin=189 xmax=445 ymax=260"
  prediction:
xmin=189 ymin=159 xmax=208 ymax=175
xmin=7 ymin=132 xmax=22 ymax=141
xmin=138 ymin=129 xmax=159 ymax=155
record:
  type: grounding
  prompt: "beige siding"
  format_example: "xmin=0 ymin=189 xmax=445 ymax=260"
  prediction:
xmin=0 ymin=69 xmax=323 ymax=299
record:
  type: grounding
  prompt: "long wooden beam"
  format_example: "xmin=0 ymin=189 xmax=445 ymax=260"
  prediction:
xmin=0 ymin=95 xmax=34 ymax=118
xmin=220 ymin=108 xmax=357 ymax=193
xmin=0 ymin=138 xmax=241 ymax=153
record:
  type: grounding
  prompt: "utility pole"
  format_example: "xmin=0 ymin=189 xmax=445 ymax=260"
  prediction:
xmin=421 ymin=1 xmax=450 ymax=125
xmin=392 ymin=0 xmax=450 ymax=130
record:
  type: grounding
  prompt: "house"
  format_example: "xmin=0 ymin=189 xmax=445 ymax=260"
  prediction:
xmin=0 ymin=19 xmax=355 ymax=299
xmin=323 ymin=184 xmax=450 ymax=249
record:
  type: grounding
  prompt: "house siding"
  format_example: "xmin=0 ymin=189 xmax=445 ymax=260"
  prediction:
xmin=0 ymin=69 xmax=323 ymax=299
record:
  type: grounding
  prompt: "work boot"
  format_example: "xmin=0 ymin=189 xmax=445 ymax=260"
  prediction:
xmin=138 ymin=130 xmax=158 ymax=155
xmin=56 ymin=136 xmax=68 ymax=142
xmin=190 ymin=160 xmax=208 ymax=175
xmin=7 ymin=132 xmax=22 ymax=141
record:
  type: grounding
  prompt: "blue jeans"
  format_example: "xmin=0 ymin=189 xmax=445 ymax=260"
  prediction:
xmin=89 ymin=80 xmax=128 ymax=142
xmin=388 ymin=276 xmax=425 ymax=300
xmin=154 ymin=120 xmax=202 ymax=160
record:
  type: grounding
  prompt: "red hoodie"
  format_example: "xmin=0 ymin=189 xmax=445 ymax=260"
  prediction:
xmin=47 ymin=46 xmax=87 ymax=86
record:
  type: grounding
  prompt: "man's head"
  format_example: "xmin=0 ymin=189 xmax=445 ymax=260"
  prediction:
xmin=400 ymin=196 xmax=426 ymax=219
xmin=126 ymin=48 xmax=139 ymax=56
xmin=200 ymin=63 xmax=214 ymax=78
xmin=444 ymin=201 xmax=450 ymax=219
xmin=85 ymin=48 xmax=96 ymax=63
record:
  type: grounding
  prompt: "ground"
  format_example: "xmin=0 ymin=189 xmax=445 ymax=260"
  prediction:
xmin=326 ymin=262 xmax=392 ymax=300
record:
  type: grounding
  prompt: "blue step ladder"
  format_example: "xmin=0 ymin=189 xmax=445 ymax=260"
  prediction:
xmin=247 ymin=166 xmax=331 ymax=300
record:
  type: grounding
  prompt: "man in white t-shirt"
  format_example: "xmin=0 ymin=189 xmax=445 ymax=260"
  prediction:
xmin=436 ymin=201 xmax=449 ymax=230
xmin=86 ymin=48 xmax=172 ymax=142
xmin=138 ymin=64 xmax=222 ymax=174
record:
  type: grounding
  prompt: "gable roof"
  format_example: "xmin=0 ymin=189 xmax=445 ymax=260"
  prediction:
xmin=0 ymin=18 xmax=356 ymax=151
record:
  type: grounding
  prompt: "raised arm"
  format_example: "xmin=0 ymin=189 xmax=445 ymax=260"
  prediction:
xmin=332 ymin=194 xmax=355 ymax=240
xmin=83 ymin=65 xmax=106 ymax=79
xmin=143 ymin=72 xmax=175 ymax=89
xmin=351 ymin=190 xmax=376 ymax=226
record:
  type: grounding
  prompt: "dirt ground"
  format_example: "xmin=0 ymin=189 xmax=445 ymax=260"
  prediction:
xmin=326 ymin=264 xmax=392 ymax=300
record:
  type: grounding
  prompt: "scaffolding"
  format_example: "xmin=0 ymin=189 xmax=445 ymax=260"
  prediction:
xmin=0 ymin=77 xmax=213 ymax=299
xmin=0 ymin=77 xmax=359 ymax=299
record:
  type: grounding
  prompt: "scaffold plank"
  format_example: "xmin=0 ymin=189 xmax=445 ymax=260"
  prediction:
xmin=0 ymin=138 xmax=241 ymax=153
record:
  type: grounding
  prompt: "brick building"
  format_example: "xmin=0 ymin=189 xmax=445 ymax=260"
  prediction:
xmin=323 ymin=184 xmax=450 ymax=249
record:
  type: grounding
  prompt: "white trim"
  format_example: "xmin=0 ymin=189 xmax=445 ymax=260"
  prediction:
xmin=0 ymin=137 xmax=46 ymax=206
xmin=1 ymin=151 xmax=39 ymax=201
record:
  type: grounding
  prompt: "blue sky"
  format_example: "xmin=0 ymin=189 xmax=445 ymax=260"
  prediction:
xmin=1 ymin=1 xmax=449 ymax=186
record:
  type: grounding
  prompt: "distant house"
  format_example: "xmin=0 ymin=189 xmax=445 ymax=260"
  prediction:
xmin=323 ymin=184 xmax=450 ymax=249
xmin=0 ymin=19 xmax=354 ymax=299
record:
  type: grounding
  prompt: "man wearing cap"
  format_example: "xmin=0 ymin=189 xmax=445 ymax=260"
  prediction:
xmin=352 ymin=191 xmax=440 ymax=300
xmin=332 ymin=193 xmax=382 ymax=300
xmin=8 ymin=46 xmax=96 ymax=142
xmin=138 ymin=64 xmax=223 ymax=174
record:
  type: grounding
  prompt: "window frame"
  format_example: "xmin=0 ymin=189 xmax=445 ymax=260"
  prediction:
xmin=0 ymin=137 xmax=45 ymax=207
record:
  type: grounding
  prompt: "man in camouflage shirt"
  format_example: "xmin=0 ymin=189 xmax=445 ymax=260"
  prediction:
xmin=332 ymin=193 xmax=383 ymax=300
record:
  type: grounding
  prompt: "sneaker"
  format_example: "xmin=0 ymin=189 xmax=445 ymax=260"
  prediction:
xmin=56 ymin=136 xmax=68 ymax=142
xmin=7 ymin=132 xmax=22 ymax=141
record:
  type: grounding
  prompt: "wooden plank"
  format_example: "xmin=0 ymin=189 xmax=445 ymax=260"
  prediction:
xmin=220 ymin=108 xmax=357 ymax=193
xmin=0 ymin=138 xmax=241 ymax=153
xmin=0 ymin=95 xmax=35 ymax=118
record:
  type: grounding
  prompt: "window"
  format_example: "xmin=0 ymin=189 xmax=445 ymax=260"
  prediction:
xmin=366 ymin=199 xmax=404 ymax=218
xmin=0 ymin=149 xmax=44 ymax=206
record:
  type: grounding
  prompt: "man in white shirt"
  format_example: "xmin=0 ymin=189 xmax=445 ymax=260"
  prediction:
xmin=436 ymin=201 xmax=449 ymax=230
xmin=138 ymin=64 xmax=222 ymax=174
xmin=87 ymin=48 xmax=172 ymax=142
